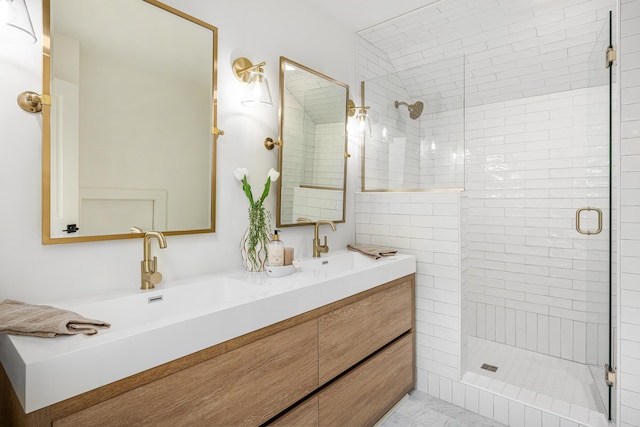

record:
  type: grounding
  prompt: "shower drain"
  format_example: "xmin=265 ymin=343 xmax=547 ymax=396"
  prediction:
xmin=481 ymin=363 xmax=498 ymax=372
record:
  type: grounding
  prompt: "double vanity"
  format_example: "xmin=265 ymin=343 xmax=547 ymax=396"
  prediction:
xmin=0 ymin=250 xmax=416 ymax=426
xmin=6 ymin=1 xmax=419 ymax=425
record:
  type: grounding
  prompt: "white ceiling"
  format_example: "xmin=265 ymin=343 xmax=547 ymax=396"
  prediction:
xmin=304 ymin=0 xmax=436 ymax=32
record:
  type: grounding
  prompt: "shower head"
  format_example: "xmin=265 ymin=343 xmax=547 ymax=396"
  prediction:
xmin=394 ymin=100 xmax=424 ymax=120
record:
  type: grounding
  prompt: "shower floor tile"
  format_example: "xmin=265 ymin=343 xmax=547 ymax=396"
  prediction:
xmin=463 ymin=337 xmax=609 ymax=426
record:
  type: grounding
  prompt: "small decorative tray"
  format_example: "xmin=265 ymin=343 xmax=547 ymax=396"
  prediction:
xmin=265 ymin=264 xmax=296 ymax=278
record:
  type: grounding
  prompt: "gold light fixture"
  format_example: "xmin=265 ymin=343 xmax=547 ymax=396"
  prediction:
xmin=348 ymin=99 xmax=371 ymax=137
xmin=17 ymin=91 xmax=50 ymax=113
xmin=232 ymin=57 xmax=273 ymax=108
xmin=0 ymin=0 xmax=36 ymax=44
xmin=349 ymin=81 xmax=373 ymax=137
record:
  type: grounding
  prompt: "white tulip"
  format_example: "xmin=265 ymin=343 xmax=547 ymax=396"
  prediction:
xmin=267 ymin=168 xmax=280 ymax=182
xmin=233 ymin=167 xmax=249 ymax=181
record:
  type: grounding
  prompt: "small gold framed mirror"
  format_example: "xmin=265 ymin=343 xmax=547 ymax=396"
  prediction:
xmin=276 ymin=57 xmax=349 ymax=227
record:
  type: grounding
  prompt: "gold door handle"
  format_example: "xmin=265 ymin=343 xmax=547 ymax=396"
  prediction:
xmin=576 ymin=207 xmax=603 ymax=235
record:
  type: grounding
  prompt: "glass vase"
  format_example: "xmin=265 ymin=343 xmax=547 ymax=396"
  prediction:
xmin=239 ymin=205 xmax=271 ymax=272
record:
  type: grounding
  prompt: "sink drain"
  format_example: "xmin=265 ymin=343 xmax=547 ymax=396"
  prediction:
xmin=481 ymin=363 xmax=498 ymax=372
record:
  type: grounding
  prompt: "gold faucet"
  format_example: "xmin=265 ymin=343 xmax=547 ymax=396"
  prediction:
xmin=312 ymin=220 xmax=336 ymax=257
xmin=130 ymin=227 xmax=167 ymax=290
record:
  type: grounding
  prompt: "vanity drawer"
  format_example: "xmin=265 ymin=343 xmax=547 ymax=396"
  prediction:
xmin=318 ymin=333 xmax=413 ymax=427
xmin=318 ymin=277 xmax=413 ymax=384
xmin=53 ymin=320 xmax=318 ymax=427
xmin=268 ymin=395 xmax=319 ymax=427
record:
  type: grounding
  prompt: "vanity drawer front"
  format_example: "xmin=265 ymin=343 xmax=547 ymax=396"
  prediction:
xmin=268 ymin=394 xmax=319 ymax=427
xmin=53 ymin=320 xmax=318 ymax=427
xmin=318 ymin=277 xmax=413 ymax=384
xmin=318 ymin=333 xmax=413 ymax=427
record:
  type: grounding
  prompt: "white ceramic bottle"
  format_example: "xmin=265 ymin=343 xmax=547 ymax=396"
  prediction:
xmin=267 ymin=229 xmax=284 ymax=266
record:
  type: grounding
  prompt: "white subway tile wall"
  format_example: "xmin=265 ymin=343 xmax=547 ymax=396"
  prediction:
xmin=358 ymin=0 xmax=614 ymax=108
xmin=619 ymin=0 xmax=640 ymax=426
xmin=463 ymin=86 xmax=610 ymax=367
xmin=361 ymin=58 xmax=465 ymax=190
xmin=354 ymin=0 xmax=640 ymax=425
xmin=355 ymin=191 xmax=461 ymax=382
xmin=356 ymin=192 xmax=603 ymax=427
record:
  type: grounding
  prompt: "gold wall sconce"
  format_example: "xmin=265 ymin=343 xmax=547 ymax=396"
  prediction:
xmin=0 ymin=0 xmax=36 ymax=44
xmin=232 ymin=57 xmax=273 ymax=108
xmin=348 ymin=99 xmax=372 ymax=137
xmin=17 ymin=91 xmax=50 ymax=113
xmin=264 ymin=137 xmax=282 ymax=150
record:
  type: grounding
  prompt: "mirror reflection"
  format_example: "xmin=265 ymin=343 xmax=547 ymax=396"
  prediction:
xmin=277 ymin=57 xmax=349 ymax=227
xmin=43 ymin=0 xmax=218 ymax=244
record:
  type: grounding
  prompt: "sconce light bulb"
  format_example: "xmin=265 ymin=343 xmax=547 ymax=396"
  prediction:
xmin=0 ymin=0 xmax=17 ymax=24
xmin=356 ymin=110 xmax=371 ymax=137
xmin=241 ymin=70 xmax=273 ymax=107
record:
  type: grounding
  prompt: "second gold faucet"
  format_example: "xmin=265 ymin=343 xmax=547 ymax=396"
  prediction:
xmin=312 ymin=220 xmax=336 ymax=257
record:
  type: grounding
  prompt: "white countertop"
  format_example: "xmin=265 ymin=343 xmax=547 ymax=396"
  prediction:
xmin=0 ymin=249 xmax=416 ymax=413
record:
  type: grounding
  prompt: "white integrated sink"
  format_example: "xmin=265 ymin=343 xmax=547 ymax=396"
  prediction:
xmin=0 ymin=249 xmax=415 ymax=414
xmin=298 ymin=250 xmax=383 ymax=275
xmin=69 ymin=276 xmax=267 ymax=328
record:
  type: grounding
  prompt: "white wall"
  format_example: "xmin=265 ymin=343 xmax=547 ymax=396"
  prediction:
xmin=0 ymin=0 xmax=357 ymax=304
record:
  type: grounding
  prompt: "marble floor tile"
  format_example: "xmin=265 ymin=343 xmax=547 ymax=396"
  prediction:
xmin=378 ymin=390 xmax=506 ymax=427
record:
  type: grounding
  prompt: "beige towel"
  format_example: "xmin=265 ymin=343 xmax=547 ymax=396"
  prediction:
xmin=347 ymin=243 xmax=398 ymax=260
xmin=0 ymin=299 xmax=110 ymax=338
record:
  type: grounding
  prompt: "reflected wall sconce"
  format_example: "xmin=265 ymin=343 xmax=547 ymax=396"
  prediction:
xmin=0 ymin=0 xmax=36 ymax=44
xmin=347 ymin=99 xmax=372 ymax=137
xmin=232 ymin=57 xmax=273 ymax=108
xmin=17 ymin=91 xmax=49 ymax=113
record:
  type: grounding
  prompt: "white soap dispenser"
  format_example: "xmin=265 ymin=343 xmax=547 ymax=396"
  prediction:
xmin=267 ymin=229 xmax=284 ymax=267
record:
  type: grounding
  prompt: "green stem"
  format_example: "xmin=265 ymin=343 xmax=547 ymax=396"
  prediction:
xmin=246 ymin=204 xmax=271 ymax=267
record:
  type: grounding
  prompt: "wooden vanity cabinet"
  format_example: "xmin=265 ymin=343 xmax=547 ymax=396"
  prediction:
xmin=53 ymin=320 xmax=319 ymax=426
xmin=319 ymin=333 xmax=413 ymax=426
xmin=269 ymin=275 xmax=415 ymax=427
xmin=0 ymin=274 xmax=414 ymax=427
xmin=319 ymin=278 xmax=413 ymax=385
xmin=269 ymin=395 xmax=319 ymax=427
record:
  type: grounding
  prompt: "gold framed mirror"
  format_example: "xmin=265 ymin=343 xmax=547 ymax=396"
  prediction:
xmin=42 ymin=0 xmax=218 ymax=244
xmin=276 ymin=57 xmax=349 ymax=227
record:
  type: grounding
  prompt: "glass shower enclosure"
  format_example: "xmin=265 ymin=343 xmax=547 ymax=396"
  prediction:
xmin=358 ymin=9 xmax=616 ymax=422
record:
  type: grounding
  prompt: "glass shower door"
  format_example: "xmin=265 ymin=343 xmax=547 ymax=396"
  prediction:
xmin=583 ymin=10 xmax=614 ymax=420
